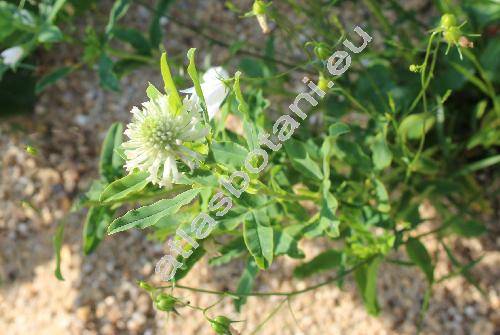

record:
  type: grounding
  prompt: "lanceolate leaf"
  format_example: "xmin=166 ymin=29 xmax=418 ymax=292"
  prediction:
xmin=355 ymin=257 xmax=381 ymax=316
xmin=328 ymin=122 xmax=350 ymax=138
xmin=187 ymin=48 xmax=208 ymax=122
xmin=284 ymin=139 xmax=323 ymax=181
xmin=53 ymin=220 xmax=66 ymax=281
xmin=173 ymin=246 xmax=206 ymax=281
xmin=406 ymin=237 xmax=434 ymax=283
xmin=35 ymin=66 xmax=74 ymax=94
xmin=209 ymin=237 xmax=246 ymax=266
xmin=149 ymin=0 xmax=175 ymax=47
xmin=99 ymin=54 xmax=121 ymax=91
xmin=105 ymin=0 xmax=132 ymax=37
xmin=274 ymin=224 xmax=305 ymax=259
xmin=99 ymin=122 xmax=124 ymax=182
xmin=83 ymin=206 xmax=114 ymax=255
xmin=234 ymin=258 xmax=259 ymax=312
xmin=211 ymin=141 xmax=249 ymax=169
xmin=99 ymin=171 xmax=149 ymax=203
xmin=319 ymin=181 xmax=340 ymax=237
xmin=233 ymin=71 xmax=250 ymax=115
xmin=243 ymin=211 xmax=274 ymax=269
xmin=108 ymin=188 xmax=201 ymax=234
xmin=293 ymin=249 xmax=342 ymax=278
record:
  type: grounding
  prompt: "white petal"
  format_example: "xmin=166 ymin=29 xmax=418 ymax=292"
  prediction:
xmin=1 ymin=46 xmax=23 ymax=66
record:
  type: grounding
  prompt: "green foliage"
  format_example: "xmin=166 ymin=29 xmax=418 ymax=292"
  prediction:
xmin=35 ymin=0 xmax=499 ymax=331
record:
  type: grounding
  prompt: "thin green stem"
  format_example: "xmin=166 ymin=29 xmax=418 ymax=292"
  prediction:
xmin=250 ymin=298 xmax=287 ymax=335
xmin=159 ymin=259 xmax=369 ymax=297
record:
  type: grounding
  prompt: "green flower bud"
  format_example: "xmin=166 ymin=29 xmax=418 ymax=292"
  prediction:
xmin=154 ymin=293 xmax=177 ymax=312
xmin=210 ymin=315 xmax=232 ymax=334
xmin=252 ymin=0 xmax=266 ymax=15
xmin=440 ymin=14 xmax=457 ymax=29
xmin=25 ymin=145 xmax=38 ymax=156
xmin=138 ymin=281 xmax=154 ymax=292
xmin=443 ymin=26 xmax=461 ymax=44
xmin=314 ymin=43 xmax=332 ymax=61
xmin=318 ymin=74 xmax=330 ymax=91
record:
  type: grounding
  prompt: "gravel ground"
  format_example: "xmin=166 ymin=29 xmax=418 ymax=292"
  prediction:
xmin=1 ymin=1 xmax=499 ymax=334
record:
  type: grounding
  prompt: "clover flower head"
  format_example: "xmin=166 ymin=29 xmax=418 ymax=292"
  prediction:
xmin=123 ymin=93 xmax=209 ymax=188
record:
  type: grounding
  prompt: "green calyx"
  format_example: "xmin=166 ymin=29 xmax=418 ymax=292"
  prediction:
xmin=154 ymin=293 xmax=178 ymax=312
xmin=443 ymin=26 xmax=461 ymax=44
xmin=440 ymin=14 xmax=457 ymax=29
xmin=210 ymin=316 xmax=233 ymax=334
xmin=252 ymin=1 xmax=267 ymax=15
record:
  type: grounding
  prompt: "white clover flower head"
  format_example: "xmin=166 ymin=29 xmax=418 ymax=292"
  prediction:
xmin=123 ymin=93 xmax=209 ymax=188
xmin=181 ymin=66 xmax=229 ymax=119
xmin=1 ymin=46 xmax=23 ymax=66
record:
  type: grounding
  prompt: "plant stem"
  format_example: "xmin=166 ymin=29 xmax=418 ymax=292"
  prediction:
xmin=159 ymin=259 xmax=369 ymax=297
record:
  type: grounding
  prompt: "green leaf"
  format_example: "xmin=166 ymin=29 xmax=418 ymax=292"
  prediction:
xmin=99 ymin=171 xmax=150 ymax=204
xmin=234 ymin=258 xmax=259 ymax=312
xmin=274 ymin=224 xmax=305 ymax=259
xmin=243 ymin=210 xmax=274 ymax=269
xmin=160 ymin=52 xmax=182 ymax=108
xmin=293 ymin=249 xmax=342 ymax=278
xmin=105 ymin=0 xmax=131 ymax=36
xmin=371 ymin=133 xmax=392 ymax=170
xmin=333 ymin=140 xmax=372 ymax=173
xmin=186 ymin=48 xmax=208 ymax=121
xmin=108 ymin=188 xmax=201 ymax=234
xmin=328 ymin=122 xmax=350 ymax=138
xmin=242 ymin=118 xmax=260 ymax=151
xmin=47 ymin=0 xmax=67 ymax=23
xmin=53 ymin=220 xmax=66 ymax=281
xmin=211 ymin=141 xmax=249 ymax=169
xmin=398 ymin=112 xmax=436 ymax=140
xmin=146 ymin=82 xmax=162 ymax=100
xmin=173 ymin=246 xmax=206 ymax=281
xmin=450 ymin=218 xmax=486 ymax=237
xmin=99 ymin=54 xmax=121 ymax=91
xmin=373 ymin=178 xmax=390 ymax=213
xmin=83 ymin=206 xmax=113 ymax=255
xmin=149 ymin=0 xmax=175 ymax=47
xmin=406 ymin=237 xmax=434 ymax=283
xmin=38 ymin=25 xmax=63 ymax=43
xmin=35 ymin=66 xmax=73 ymax=94
xmin=355 ymin=257 xmax=381 ymax=316
xmin=233 ymin=71 xmax=250 ymax=115
xmin=99 ymin=122 xmax=124 ymax=181
xmin=284 ymin=139 xmax=323 ymax=181
xmin=209 ymin=237 xmax=246 ymax=266
xmin=319 ymin=183 xmax=340 ymax=237
xmin=112 ymin=27 xmax=151 ymax=55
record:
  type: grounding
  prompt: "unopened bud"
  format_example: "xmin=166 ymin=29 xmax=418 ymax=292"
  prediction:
xmin=210 ymin=316 xmax=233 ymax=334
xmin=253 ymin=1 xmax=270 ymax=34
xmin=440 ymin=14 xmax=457 ymax=29
xmin=25 ymin=145 xmax=38 ymax=156
xmin=154 ymin=293 xmax=177 ymax=312
xmin=318 ymin=74 xmax=330 ymax=91
xmin=409 ymin=64 xmax=422 ymax=73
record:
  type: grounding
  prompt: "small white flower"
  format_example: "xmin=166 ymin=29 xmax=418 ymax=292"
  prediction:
xmin=1 ymin=46 xmax=24 ymax=66
xmin=123 ymin=93 xmax=209 ymax=188
xmin=181 ymin=67 xmax=229 ymax=119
